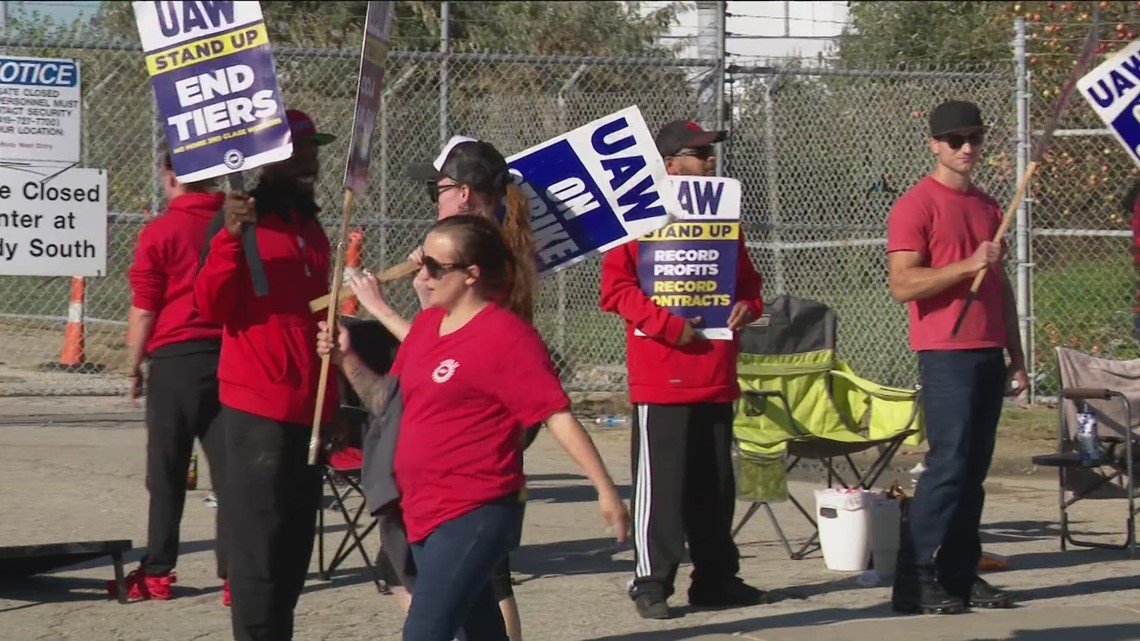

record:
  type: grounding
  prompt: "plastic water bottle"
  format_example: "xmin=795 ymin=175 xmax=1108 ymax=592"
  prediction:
xmin=595 ymin=415 xmax=628 ymax=427
xmin=1076 ymin=402 xmax=1100 ymax=466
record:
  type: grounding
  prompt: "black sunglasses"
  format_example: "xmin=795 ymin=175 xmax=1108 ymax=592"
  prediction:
xmin=938 ymin=132 xmax=985 ymax=150
xmin=422 ymin=254 xmax=470 ymax=279
xmin=673 ymin=146 xmax=714 ymax=160
xmin=426 ymin=182 xmax=460 ymax=204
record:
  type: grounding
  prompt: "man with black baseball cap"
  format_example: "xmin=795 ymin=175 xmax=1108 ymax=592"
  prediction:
xmin=601 ymin=119 xmax=767 ymax=620
xmin=886 ymin=99 xmax=1026 ymax=615
xmin=655 ymin=119 xmax=726 ymax=177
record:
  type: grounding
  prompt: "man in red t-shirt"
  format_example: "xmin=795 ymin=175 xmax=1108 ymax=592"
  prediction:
xmin=111 ymin=153 xmax=226 ymax=604
xmin=601 ymin=120 xmax=767 ymax=620
xmin=886 ymin=100 xmax=1027 ymax=615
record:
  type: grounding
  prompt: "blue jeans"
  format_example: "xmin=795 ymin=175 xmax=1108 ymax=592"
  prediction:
xmin=401 ymin=496 xmax=525 ymax=641
xmin=908 ymin=349 xmax=1006 ymax=583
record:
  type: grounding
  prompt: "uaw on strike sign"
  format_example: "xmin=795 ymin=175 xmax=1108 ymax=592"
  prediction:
xmin=133 ymin=1 xmax=292 ymax=182
xmin=508 ymin=105 xmax=684 ymax=274
xmin=1078 ymin=40 xmax=1140 ymax=166
xmin=636 ymin=177 xmax=741 ymax=340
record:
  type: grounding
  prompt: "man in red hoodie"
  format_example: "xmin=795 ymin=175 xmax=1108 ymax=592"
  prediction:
xmin=111 ymin=152 xmax=227 ymax=603
xmin=600 ymin=120 xmax=767 ymax=620
xmin=194 ymin=109 xmax=339 ymax=641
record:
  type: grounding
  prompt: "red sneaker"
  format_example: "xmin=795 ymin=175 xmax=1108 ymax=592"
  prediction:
xmin=222 ymin=579 xmax=231 ymax=607
xmin=105 ymin=568 xmax=176 ymax=602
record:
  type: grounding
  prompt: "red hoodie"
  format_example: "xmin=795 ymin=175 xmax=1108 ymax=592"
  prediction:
xmin=193 ymin=204 xmax=339 ymax=426
xmin=128 ymin=191 xmax=225 ymax=355
xmin=600 ymin=235 xmax=763 ymax=405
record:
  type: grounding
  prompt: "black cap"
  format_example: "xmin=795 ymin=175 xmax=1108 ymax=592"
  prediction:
xmin=407 ymin=135 xmax=512 ymax=194
xmin=655 ymin=119 xmax=727 ymax=157
xmin=929 ymin=100 xmax=986 ymax=137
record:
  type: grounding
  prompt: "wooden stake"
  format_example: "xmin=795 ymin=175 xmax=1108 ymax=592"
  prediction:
xmin=309 ymin=188 xmax=355 ymax=465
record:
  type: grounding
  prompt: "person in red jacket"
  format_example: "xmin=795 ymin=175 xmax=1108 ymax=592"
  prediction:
xmin=194 ymin=109 xmax=338 ymax=641
xmin=110 ymin=152 xmax=227 ymax=603
xmin=600 ymin=120 xmax=767 ymax=619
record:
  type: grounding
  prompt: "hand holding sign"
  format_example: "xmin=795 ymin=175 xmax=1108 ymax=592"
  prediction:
xmin=133 ymin=0 xmax=293 ymax=298
xmin=222 ymin=191 xmax=256 ymax=237
xmin=638 ymin=176 xmax=742 ymax=341
xmin=677 ymin=316 xmax=706 ymax=346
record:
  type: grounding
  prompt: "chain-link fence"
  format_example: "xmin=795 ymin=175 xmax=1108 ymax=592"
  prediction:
xmin=724 ymin=62 xmax=1017 ymax=388
xmin=0 ymin=34 xmax=716 ymax=395
xmin=6 ymin=13 xmax=1124 ymax=403
xmin=1021 ymin=15 xmax=1140 ymax=400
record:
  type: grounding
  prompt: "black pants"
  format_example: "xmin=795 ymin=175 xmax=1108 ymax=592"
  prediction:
xmin=898 ymin=349 xmax=1006 ymax=587
xmin=222 ymin=406 xmax=321 ymax=641
xmin=629 ymin=402 xmax=739 ymax=600
xmin=142 ymin=348 xmax=226 ymax=577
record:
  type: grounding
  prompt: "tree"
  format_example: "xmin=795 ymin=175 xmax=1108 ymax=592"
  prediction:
xmin=836 ymin=1 xmax=1013 ymax=70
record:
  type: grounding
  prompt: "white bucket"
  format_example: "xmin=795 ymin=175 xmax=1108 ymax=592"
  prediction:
xmin=868 ymin=495 xmax=901 ymax=580
xmin=814 ymin=488 xmax=873 ymax=572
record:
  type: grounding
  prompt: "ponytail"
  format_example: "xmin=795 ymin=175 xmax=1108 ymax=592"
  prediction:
xmin=500 ymin=181 xmax=538 ymax=324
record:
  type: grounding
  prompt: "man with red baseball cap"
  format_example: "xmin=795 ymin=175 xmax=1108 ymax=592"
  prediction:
xmin=601 ymin=118 xmax=768 ymax=620
xmin=195 ymin=108 xmax=339 ymax=641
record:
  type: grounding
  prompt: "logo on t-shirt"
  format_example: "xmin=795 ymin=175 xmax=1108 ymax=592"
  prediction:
xmin=431 ymin=359 xmax=459 ymax=383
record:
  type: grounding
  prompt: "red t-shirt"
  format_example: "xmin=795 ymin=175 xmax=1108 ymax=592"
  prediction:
xmin=390 ymin=303 xmax=570 ymax=543
xmin=886 ymin=175 xmax=1007 ymax=352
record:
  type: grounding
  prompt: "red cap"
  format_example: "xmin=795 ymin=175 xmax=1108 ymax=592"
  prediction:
xmin=286 ymin=109 xmax=336 ymax=145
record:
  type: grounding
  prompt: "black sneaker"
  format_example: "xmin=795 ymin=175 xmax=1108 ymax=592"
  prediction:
xmin=688 ymin=577 xmax=771 ymax=608
xmin=634 ymin=593 xmax=671 ymax=619
xmin=967 ymin=577 xmax=1012 ymax=609
xmin=891 ymin=575 xmax=967 ymax=615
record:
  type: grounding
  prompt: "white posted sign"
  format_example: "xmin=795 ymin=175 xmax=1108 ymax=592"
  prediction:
xmin=0 ymin=168 xmax=107 ymax=276
xmin=0 ymin=56 xmax=81 ymax=164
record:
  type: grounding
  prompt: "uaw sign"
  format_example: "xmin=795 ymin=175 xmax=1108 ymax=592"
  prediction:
xmin=1078 ymin=39 xmax=1140 ymax=167
xmin=508 ymin=105 xmax=684 ymax=274
xmin=344 ymin=1 xmax=394 ymax=194
xmin=636 ymin=176 xmax=741 ymax=340
xmin=132 ymin=1 xmax=292 ymax=182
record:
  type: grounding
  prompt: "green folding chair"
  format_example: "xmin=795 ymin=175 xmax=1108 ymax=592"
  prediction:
xmin=731 ymin=295 xmax=924 ymax=559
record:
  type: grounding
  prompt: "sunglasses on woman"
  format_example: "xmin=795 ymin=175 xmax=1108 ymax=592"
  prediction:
xmin=938 ymin=132 xmax=985 ymax=150
xmin=422 ymin=254 xmax=470 ymax=279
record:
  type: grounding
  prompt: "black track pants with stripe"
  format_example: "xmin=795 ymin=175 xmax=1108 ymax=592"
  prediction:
xmin=629 ymin=402 xmax=740 ymax=600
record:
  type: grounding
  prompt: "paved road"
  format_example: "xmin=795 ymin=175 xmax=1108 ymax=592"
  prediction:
xmin=1 ymin=397 xmax=1138 ymax=640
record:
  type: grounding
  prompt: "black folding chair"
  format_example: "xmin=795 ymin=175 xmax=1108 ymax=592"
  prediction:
xmin=315 ymin=316 xmax=401 ymax=589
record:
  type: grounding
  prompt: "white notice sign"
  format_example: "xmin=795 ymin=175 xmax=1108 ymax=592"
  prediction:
xmin=0 ymin=56 xmax=81 ymax=164
xmin=0 ymin=168 xmax=107 ymax=276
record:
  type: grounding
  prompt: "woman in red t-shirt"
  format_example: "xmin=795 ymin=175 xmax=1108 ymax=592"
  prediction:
xmin=345 ymin=137 xmax=539 ymax=635
xmin=318 ymin=214 xmax=629 ymax=641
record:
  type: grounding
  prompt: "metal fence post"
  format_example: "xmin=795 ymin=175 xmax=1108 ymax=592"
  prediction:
xmin=151 ymin=105 xmax=161 ymax=215
xmin=764 ymin=76 xmax=787 ymax=295
xmin=555 ymin=64 xmax=588 ymax=361
xmin=715 ymin=0 xmax=727 ymax=177
xmin=1014 ymin=17 xmax=1033 ymax=402
xmin=439 ymin=1 xmax=450 ymax=147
